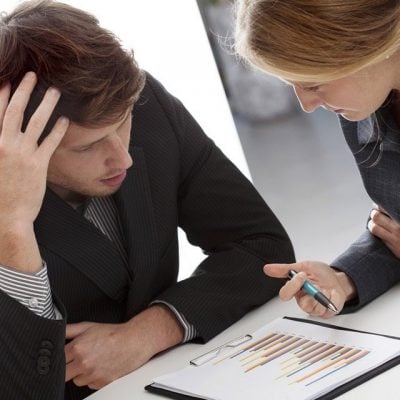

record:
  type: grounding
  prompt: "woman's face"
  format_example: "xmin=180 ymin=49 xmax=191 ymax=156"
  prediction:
xmin=284 ymin=56 xmax=399 ymax=121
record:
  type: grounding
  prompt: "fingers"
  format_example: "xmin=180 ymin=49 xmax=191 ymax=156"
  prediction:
xmin=265 ymin=261 xmax=343 ymax=318
xmin=37 ymin=116 xmax=69 ymax=160
xmin=65 ymin=361 xmax=108 ymax=390
xmin=279 ymin=272 xmax=337 ymax=318
xmin=65 ymin=348 xmax=108 ymax=389
xmin=1 ymin=72 xmax=37 ymax=141
xmin=1 ymin=72 xmax=67 ymax=155
xmin=264 ymin=263 xmax=292 ymax=278
xmin=368 ymin=218 xmax=392 ymax=242
xmin=65 ymin=360 xmax=97 ymax=387
xmin=370 ymin=208 xmax=398 ymax=230
xmin=368 ymin=208 xmax=400 ymax=258
xmin=25 ymin=86 xmax=61 ymax=142
xmin=65 ymin=322 xmax=94 ymax=339
xmin=65 ymin=359 xmax=80 ymax=382
xmin=369 ymin=209 xmax=400 ymax=246
xmin=279 ymin=271 xmax=307 ymax=301
xmin=87 ymin=380 xmax=108 ymax=390
xmin=264 ymin=262 xmax=310 ymax=278
xmin=264 ymin=262 xmax=319 ymax=303
xmin=0 ymin=82 xmax=11 ymax=133
xmin=297 ymin=293 xmax=334 ymax=318
xmin=264 ymin=261 xmax=319 ymax=279
xmin=76 ymin=376 xmax=109 ymax=390
xmin=65 ymin=343 xmax=74 ymax=364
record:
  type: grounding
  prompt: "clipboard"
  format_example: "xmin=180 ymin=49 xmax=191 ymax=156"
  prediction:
xmin=145 ymin=316 xmax=400 ymax=400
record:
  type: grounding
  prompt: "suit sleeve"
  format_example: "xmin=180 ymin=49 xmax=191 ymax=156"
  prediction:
xmin=0 ymin=289 xmax=66 ymax=399
xmin=146 ymin=75 xmax=295 ymax=342
xmin=331 ymin=115 xmax=400 ymax=312
xmin=331 ymin=229 xmax=400 ymax=312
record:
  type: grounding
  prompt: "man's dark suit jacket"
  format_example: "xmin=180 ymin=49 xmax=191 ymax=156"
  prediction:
xmin=0 ymin=74 xmax=295 ymax=400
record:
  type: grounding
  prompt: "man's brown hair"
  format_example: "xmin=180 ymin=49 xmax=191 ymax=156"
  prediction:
xmin=0 ymin=0 xmax=145 ymax=137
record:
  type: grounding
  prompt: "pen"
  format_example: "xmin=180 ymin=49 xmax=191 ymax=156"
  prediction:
xmin=288 ymin=270 xmax=339 ymax=314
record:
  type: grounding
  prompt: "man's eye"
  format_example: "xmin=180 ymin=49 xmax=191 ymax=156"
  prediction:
xmin=77 ymin=146 xmax=93 ymax=152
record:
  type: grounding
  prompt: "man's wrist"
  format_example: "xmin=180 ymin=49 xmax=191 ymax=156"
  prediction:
xmin=151 ymin=304 xmax=185 ymax=346
xmin=126 ymin=304 xmax=184 ymax=357
xmin=0 ymin=215 xmax=36 ymax=231
xmin=0 ymin=223 xmax=42 ymax=273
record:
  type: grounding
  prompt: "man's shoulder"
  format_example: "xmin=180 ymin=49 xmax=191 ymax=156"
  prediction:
xmin=131 ymin=71 xmax=188 ymax=142
xmin=138 ymin=72 xmax=176 ymax=111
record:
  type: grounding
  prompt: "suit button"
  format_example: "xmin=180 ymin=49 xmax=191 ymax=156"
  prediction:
xmin=38 ymin=355 xmax=50 ymax=368
xmin=39 ymin=348 xmax=52 ymax=357
xmin=37 ymin=354 xmax=51 ymax=375
xmin=40 ymin=340 xmax=54 ymax=350
xmin=28 ymin=297 xmax=40 ymax=308
xmin=37 ymin=365 xmax=50 ymax=375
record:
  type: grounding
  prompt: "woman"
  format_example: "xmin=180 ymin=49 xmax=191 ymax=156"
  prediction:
xmin=235 ymin=0 xmax=400 ymax=318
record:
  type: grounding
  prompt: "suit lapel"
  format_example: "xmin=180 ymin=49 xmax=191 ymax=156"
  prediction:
xmin=114 ymin=146 xmax=159 ymax=316
xmin=35 ymin=189 xmax=130 ymax=303
xmin=35 ymin=146 xmax=159 ymax=315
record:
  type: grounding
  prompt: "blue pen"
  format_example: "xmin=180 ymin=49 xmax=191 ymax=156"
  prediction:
xmin=288 ymin=270 xmax=339 ymax=314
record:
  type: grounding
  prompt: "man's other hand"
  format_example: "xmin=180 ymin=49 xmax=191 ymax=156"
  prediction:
xmin=65 ymin=304 xmax=184 ymax=390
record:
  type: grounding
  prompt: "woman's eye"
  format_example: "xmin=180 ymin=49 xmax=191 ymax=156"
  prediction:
xmin=304 ymin=85 xmax=320 ymax=92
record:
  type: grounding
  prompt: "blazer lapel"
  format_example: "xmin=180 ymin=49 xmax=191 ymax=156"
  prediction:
xmin=35 ymin=189 xmax=130 ymax=303
xmin=114 ymin=146 xmax=159 ymax=317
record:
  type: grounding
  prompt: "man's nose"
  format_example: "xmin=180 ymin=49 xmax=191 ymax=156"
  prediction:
xmin=293 ymin=86 xmax=323 ymax=113
xmin=106 ymin=137 xmax=133 ymax=170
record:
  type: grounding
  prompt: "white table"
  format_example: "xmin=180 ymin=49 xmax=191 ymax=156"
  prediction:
xmin=87 ymin=284 xmax=400 ymax=399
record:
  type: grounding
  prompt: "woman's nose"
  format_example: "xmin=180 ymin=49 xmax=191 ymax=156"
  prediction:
xmin=293 ymin=86 xmax=323 ymax=113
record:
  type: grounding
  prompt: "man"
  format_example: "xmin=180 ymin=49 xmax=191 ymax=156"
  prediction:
xmin=0 ymin=1 xmax=295 ymax=399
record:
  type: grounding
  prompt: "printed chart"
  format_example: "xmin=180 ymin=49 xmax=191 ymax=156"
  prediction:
xmin=214 ymin=331 xmax=370 ymax=387
xmin=151 ymin=318 xmax=400 ymax=400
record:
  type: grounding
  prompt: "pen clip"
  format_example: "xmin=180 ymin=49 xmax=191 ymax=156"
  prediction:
xmin=190 ymin=334 xmax=252 ymax=366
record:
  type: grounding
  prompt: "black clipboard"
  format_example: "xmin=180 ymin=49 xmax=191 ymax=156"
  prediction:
xmin=145 ymin=316 xmax=400 ymax=400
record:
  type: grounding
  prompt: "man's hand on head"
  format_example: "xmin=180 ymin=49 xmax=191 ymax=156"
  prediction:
xmin=0 ymin=72 xmax=68 ymax=226
xmin=0 ymin=72 xmax=69 ymax=273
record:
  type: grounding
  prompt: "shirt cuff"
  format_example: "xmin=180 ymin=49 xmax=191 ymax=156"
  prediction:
xmin=151 ymin=300 xmax=198 ymax=342
xmin=0 ymin=262 xmax=58 ymax=319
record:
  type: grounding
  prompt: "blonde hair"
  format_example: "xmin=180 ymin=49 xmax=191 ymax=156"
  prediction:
xmin=235 ymin=0 xmax=400 ymax=83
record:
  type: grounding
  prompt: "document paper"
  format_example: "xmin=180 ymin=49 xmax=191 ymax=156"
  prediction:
xmin=150 ymin=318 xmax=400 ymax=400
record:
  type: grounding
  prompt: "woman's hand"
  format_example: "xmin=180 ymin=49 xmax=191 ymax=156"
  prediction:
xmin=264 ymin=261 xmax=357 ymax=318
xmin=368 ymin=207 xmax=400 ymax=258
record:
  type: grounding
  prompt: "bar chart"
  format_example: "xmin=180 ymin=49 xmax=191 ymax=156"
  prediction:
xmin=151 ymin=318 xmax=400 ymax=400
xmin=214 ymin=331 xmax=370 ymax=387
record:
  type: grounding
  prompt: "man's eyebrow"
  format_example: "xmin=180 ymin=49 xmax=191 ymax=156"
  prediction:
xmin=72 ymin=110 xmax=132 ymax=150
xmin=73 ymin=137 xmax=105 ymax=150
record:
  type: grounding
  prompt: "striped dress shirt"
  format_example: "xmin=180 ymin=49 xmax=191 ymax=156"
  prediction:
xmin=0 ymin=196 xmax=197 ymax=342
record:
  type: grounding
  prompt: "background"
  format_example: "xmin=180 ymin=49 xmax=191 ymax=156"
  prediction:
xmin=1 ymin=0 xmax=372 ymax=278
